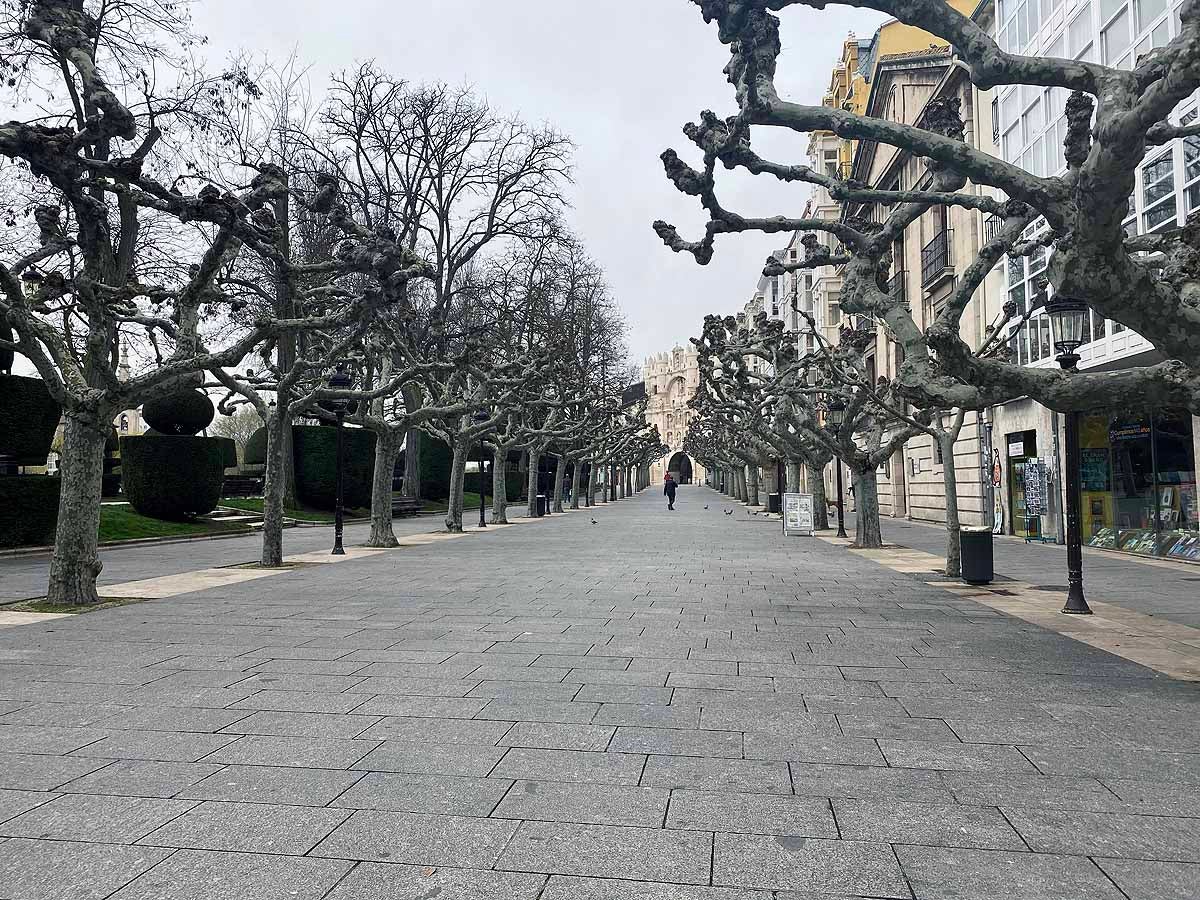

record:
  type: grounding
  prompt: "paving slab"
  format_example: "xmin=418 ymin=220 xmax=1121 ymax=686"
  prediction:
xmin=107 ymin=848 xmax=353 ymax=900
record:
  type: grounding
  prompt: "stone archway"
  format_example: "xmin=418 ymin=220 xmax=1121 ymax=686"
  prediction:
xmin=667 ymin=451 xmax=694 ymax=485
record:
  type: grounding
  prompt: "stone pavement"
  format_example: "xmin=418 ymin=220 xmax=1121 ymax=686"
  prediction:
xmin=0 ymin=485 xmax=1198 ymax=899
xmin=861 ymin=514 xmax=1200 ymax=628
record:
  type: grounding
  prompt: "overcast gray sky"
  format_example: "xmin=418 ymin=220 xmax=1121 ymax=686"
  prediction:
xmin=192 ymin=1 xmax=884 ymax=369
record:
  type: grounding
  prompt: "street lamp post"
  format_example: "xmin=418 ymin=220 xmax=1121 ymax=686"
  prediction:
xmin=828 ymin=399 xmax=849 ymax=539
xmin=327 ymin=362 xmax=353 ymax=556
xmin=1046 ymin=294 xmax=1092 ymax=616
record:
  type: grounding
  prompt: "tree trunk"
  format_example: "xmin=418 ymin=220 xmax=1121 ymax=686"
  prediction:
xmin=402 ymin=425 xmax=422 ymax=500
xmin=808 ymin=462 xmax=829 ymax=531
xmin=571 ymin=460 xmax=582 ymax=510
xmin=526 ymin=448 xmax=541 ymax=517
xmin=746 ymin=465 xmax=760 ymax=507
xmin=260 ymin=410 xmax=288 ymax=567
xmin=786 ymin=460 xmax=801 ymax=493
xmin=272 ymin=185 xmax=300 ymax=511
xmin=366 ymin=429 xmax=401 ymax=548
xmin=940 ymin=433 xmax=962 ymax=578
xmin=445 ymin=439 xmax=468 ymax=532
xmin=552 ymin=455 xmax=566 ymax=513
xmin=853 ymin=466 xmax=883 ymax=549
xmin=492 ymin=444 xmax=509 ymax=524
xmin=46 ymin=413 xmax=106 ymax=605
xmin=589 ymin=461 xmax=599 ymax=506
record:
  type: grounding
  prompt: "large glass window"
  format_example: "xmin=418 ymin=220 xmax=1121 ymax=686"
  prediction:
xmin=1102 ymin=9 xmax=1132 ymax=63
xmin=1142 ymin=152 xmax=1177 ymax=231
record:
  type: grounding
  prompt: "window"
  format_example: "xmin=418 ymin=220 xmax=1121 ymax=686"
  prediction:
xmin=1141 ymin=152 xmax=1176 ymax=232
xmin=1135 ymin=0 xmax=1167 ymax=28
xmin=1069 ymin=4 xmax=1094 ymax=57
xmin=1102 ymin=9 xmax=1131 ymax=63
xmin=829 ymin=302 xmax=840 ymax=325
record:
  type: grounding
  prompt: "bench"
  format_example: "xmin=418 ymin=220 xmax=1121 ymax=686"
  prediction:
xmin=391 ymin=496 xmax=423 ymax=518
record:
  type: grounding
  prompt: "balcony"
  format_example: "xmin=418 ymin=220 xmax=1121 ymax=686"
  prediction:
xmin=887 ymin=270 xmax=906 ymax=307
xmin=983 ymin=214 xmax=1003 ymax=243
xmin=921 ymin=229 xmax=953 ymax=288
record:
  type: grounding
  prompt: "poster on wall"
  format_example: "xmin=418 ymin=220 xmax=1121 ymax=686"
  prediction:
xmin=991 ymin=450 xmax=1004 ymax=534
xmin=1024 ymin=460 xmax=1046 ymax=515
xmin=1080 ymin=449 xmax=1111 ymax=492
xmin=783 ymin=493 xmax=814 ymax=536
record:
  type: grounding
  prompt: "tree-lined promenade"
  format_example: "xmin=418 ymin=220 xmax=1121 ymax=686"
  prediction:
xmin=1 ymin=0 xmax=663 ymax=606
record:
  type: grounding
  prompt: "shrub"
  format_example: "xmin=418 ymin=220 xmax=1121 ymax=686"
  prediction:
xmin=142 ymin=389 xmax=214 ymax=436
xmin=0 ymin=374 xmax=61 ymax=466
xmin=215 ymin=436 xmax=238 ymax=470
xmin=464 ymin=471 xmax=526 ymax=500
xmin=120 ymin=435 xmax=225 ymax=520
xmin=293 ymin=424 xmax=375 ymax=510
xmin=244 ymin=426 xmax=267 ymax=466
xmin=0 ymin=476 xmax=60 ymax=547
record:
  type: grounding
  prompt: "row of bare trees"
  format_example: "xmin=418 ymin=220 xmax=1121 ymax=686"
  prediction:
xmin=0 ymin=0 xmax=656 ymax=605
xmin=664 ymin=0 xmax=1200 ymax=574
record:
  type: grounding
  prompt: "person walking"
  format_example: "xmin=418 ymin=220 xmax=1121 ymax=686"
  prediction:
xmin=664 ymin=473 xmax=677 ymax=511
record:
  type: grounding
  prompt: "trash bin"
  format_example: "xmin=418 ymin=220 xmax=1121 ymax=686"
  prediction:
xmin=536 ymin=494 xmax=548 ymax=517
xmin=960 ymin=526 xmax=993 ymax=585
xmin=767 ymin=493 xmax=781 ymax=514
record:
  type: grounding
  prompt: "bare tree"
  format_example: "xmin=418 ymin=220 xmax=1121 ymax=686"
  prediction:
xmin=657 ymin=0 xmax=1200 ymax=415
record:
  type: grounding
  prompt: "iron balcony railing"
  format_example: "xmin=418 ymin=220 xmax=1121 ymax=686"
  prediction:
xmin=921 ymin=229 xmax=953 ymax=287
xmin=983 ymin=214 xmax=1003 ymax=243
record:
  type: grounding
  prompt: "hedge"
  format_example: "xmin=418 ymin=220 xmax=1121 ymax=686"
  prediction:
xmin=120 ymin=435 xmax=225 ymax=520
xmin=244 ymin=426 xmax=267 ymax=466
xmin=0 ymin=374 xmax=61 ymax=466
xmin=293 ymin=424 xmax=375 ymax=510
xmin=0 ymin=476 xmax=60 ymax=547
xmin=215 ymin=436 xmax=238 ymax=470
xmin=142 ymin=389 xmax=214 ymax=436
xmin=464 ymin=471 xmax=526 ymax=500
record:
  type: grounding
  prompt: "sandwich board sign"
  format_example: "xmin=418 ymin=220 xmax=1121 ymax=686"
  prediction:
xmin=783 ymin=493 xmax=814 ymax=536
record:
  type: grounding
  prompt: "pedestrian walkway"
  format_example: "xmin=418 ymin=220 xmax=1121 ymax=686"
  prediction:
xmin=0 ymin=486 xmax=1196 ymax=899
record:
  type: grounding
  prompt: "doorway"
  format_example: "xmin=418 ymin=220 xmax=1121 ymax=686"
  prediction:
xmin=667 ymin=452 xmax=694 ymax=485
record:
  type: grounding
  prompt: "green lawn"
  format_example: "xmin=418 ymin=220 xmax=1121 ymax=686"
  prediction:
xmin=218 ymin=497 xmax=369 ymax=523
xmin=98 ymin=504 xmax=247 ymax=543
xmin=421 ymin=492 xmax=487 ymax=513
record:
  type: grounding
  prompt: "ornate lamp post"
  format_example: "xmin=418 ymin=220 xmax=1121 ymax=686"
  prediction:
xmin=1045 ymin=294 xmax=1092 ymax=615
xmin=827 ymin=398 xmax=849 ymax=539
xmin=327 ymin=362 xmax=353 ymax=556
xmin=474 ymin=410 xmax=489 ymax=528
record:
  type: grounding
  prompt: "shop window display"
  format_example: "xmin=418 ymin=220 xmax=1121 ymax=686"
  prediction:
xmin=1082 ymin=409 xmax=1198 ymax=559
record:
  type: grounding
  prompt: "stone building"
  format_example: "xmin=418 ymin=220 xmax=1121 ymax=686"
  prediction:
xmin=642 ymin=345 xmax=707 ymax=486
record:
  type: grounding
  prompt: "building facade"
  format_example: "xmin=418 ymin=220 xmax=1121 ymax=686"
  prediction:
xmin=990 ymin=0 xmax=1200 ymax=559
xmin=643 ymin=346 xmax=707 ymax=486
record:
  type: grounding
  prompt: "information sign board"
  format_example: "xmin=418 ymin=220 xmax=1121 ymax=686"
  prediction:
xmin=783 ymin=493 xmax=814 ymax=536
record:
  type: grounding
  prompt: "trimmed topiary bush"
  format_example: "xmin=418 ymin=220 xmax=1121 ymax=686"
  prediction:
xmin=142 ymin=389 xmax=214 ymax=436
xmin=293 ymin=424 xmax=375 ymax=510
xmin=417 ymin=435 xmax=453 ymax=501
xmin=0 ymin=374 xmax=61 ymax=466
xmin=215 ymin=437 xmax=238 ymax=470
xmin=0 ymin=321 xmax=14 ymax=375
xmin=0 ymin=475 xmax=61 ymax=547
xmin=244 ymin=426 xmax=267 ymax=466
xmin=464 ymin=471 xmax=526 ymax=500
xmin=120 ymin=435 xmax=225 ymax=520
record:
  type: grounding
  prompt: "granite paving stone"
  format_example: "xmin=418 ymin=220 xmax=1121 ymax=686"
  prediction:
xmin=323 ymin=863 xmax=547 ymax=900
xmin=897 ymin=844 xmax=1127 ymax=899
xmin=0 ymin=837 xmax=171 ymax=900
xmin=331 ymin=771 xmax=511 ymax=816
xmin=217 ymin=710 xmax=381 ymax=739
xmin=496 ymin=820 xmax=712 ymax=883
xmin=352 ymin=740 xmax=506 ymax=777
xmin=492 ymin=748 xmax=646 ymax=784
xmin=610 ymin=726 xmax=742 ymax=758
xmin=0 ymin=793 xmax=194 ymax=842
xmin=177 ymin=765 xmax=364 ymax=806
xmin=666 ymin=789 xmax=838 ymax=837
xmin=311 ymin=809 xmax=519 ymax=866
xmin=641 ymin=755 xmax=791 ymax=793
xmin=137 ymin=799 xmax=349 ymax=854
xmin=1004 ymin=806 xmax=1200 ymax=861
xmin=712 ymin=833 xmax=909 ymax=896
xmin=57 ymin=760 xmax=223 ymax=798
xmin=0 ymin=788 xmax=58 ymax=823
xmin=70 ymin=730 xmax=237 ymax=762
xmin=498 ymin=722 xmax=616 ymax=751
xmin=491 ymin=779 xmax=668 ymax=826
xmin=833 ymin=798 xmax=1026 ymax=850
xmin=358 ymin=716 xmax=514 ymax=745
xmin=0 ymin=751 xmax=112 ymax=790
xmin=1094 ymin=858 xmax=1200 ymax=900
xmin=200 ymin=734 xmax=380 ymax=769
xmin=540 ymin=876 xmax=772 ymax=899
xmin=107 ymin=849 xmax=353 ymax=900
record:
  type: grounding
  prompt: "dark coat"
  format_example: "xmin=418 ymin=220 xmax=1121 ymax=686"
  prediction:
xmin=664 ymin=480 xmax=677 ymax=498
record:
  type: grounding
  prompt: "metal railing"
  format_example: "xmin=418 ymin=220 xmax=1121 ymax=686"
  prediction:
xmin=983 ymin=214 xmax=1003 ymax=243
xmin=921 ymin=229 xmax=953 ymax=287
